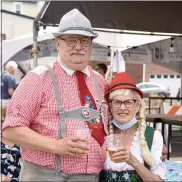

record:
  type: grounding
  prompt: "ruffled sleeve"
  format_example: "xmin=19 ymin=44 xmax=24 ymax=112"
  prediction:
xmin=150 ymin=130 xmax=166 ymax=179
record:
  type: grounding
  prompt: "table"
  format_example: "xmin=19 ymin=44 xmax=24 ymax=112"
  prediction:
xmin=147 ymin=114 xmax=182 ymax=126
xmin=146 ymin=114 xmax=182 ymax=159
xmin=166 ymin=160 xmax=182 ymax=181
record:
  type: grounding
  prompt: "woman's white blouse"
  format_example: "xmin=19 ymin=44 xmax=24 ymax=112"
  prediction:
xmin=104 ymin=129 xmax=166 ymax=179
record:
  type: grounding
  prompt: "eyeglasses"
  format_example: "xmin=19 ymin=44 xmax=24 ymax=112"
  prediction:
xmin=58 ymin=37 xmax=92 ymax=47
xmin=109 ymin=99 xmax=137 ymax=108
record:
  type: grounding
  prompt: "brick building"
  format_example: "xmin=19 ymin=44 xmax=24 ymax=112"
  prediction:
xmin=92 ymin=61 xmax=180 ymax=96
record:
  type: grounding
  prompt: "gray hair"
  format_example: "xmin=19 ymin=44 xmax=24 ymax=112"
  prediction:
xmin=5 ymin=61 xmax=18 ymax=70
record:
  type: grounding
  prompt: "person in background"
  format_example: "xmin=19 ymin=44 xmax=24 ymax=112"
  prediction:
xmin=95 ymin=63 xmax=107 ymax=77
xmin=1 ymin=61 xmax=18 ymax=99
xmin=100 ymin=72 xmax=166 ymax=182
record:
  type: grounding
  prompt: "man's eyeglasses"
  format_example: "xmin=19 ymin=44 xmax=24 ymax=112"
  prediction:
xmin=109 ymin=99 xmax=137 ymax=108
xmin=58 ymin=37 xmax=92 ymax=47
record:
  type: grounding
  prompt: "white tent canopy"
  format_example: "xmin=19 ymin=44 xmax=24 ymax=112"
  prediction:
xmin=1 ymin=31 xmax=54 ymax=66
xmin=94 ymin=29 xmax=171 ymax=51
xmin=1 ymin=27 xmax=171 ymax=66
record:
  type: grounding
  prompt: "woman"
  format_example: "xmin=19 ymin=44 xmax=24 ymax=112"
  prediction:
xmin=100 ymin=72 xmax=166 ymax=182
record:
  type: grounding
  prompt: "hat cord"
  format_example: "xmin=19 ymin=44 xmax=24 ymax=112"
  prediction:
xmin=59 ymin=27 xmax=96 ymax=34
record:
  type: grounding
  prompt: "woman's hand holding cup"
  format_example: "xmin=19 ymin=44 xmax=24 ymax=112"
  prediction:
xmin=105 ymin=134 xmax=123 ymax=162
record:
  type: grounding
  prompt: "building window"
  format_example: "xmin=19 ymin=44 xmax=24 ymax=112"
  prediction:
xmin=150 ymin=75 xmax=155 ymax=78
xmin=177 ymin=75 xmax=181 ymax=78
xmin=170 ymin=75 xmax=174 ymax=78
xmin=164 ymin=75 xmax=168 ymax=78
xmin=157 ymin=75 xmax=161 ymax=78
xmin=14 ymin=2 xmax=23 ymax=14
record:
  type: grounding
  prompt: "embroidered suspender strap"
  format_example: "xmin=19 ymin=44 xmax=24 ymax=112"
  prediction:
xmin=45 ymin=65 xmax=65 ymax=175
xmin=93 ymin=72 xmax=108 ymax=135
xmin=45 ymin=65 xmax=66 ymax=138
xmin=65 ymin=107 xmax=101 ymax=120
xmin=144 ymin=126 xmax=155 ymax=170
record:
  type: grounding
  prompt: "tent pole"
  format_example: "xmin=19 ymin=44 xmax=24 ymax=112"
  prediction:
xmin=32 ymin=21 xmax=38 ymax=69
xmin=143 ymin=64 xmax=146 ymax=82
xmin=181 ymin=64 xmax=182 ymax=99
xmin=32 ymin=1 xmax=50 ymax=69
xmin=110 ymin=48 xmax=115 ymax=78
xmin=106 ymin=47 xmax=114 ymax=83
xmin=93 ymin=28 xmax=182 ymax=38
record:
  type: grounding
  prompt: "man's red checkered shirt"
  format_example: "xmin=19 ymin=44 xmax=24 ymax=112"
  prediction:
xmin=2 ymin=61 xmax=109 ymax=174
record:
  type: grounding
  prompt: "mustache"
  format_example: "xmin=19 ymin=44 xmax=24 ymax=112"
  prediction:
xmin=116 ymin=110 xmax=129 ymax=114
xmin=117 ymin=112 xmax=129 ymax=114
xmin=70 ymin=51 xmax=85 ymax=55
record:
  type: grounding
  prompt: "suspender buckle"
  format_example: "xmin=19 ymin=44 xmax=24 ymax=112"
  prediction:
xmin=81 ymin=108 xmax=91 ymax=118
xmin=55 ymin=168 xmax=61 ymax=175
xmin=59 ymin=106 xmax=65 ymax=114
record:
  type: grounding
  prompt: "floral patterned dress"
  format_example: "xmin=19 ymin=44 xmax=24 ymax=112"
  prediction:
xmin=1 ymin=143 xmax=21 ymax=182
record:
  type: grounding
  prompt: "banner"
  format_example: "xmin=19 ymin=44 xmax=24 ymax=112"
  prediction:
xmin=121 ymin=38 xmax=182 ymax=64
xmin=121 ymin=45 xmax=153 ymax=64
xmin=91 ymin=48 xmax=109 ymax=61
xmin=150 ymin=38 xmax=182 ymax=63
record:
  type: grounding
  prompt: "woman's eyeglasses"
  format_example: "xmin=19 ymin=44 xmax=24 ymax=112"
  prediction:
xmin=109 ymin=99 xmax=137 ymax=108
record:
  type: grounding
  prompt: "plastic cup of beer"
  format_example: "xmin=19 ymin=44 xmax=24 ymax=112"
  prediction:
xmin=73 ymin=128 xmax=91 ymax=156
xmin=74 ymin=128 xmax=91 ymax=146
xmin=105 ymin=134 xmax=122 ymax=158
xmin=75 ymin=128 xmax=91 ymax=138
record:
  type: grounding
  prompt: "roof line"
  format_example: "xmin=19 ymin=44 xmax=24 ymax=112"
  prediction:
xmin=1 ymin=9 xmax=35 ymax=20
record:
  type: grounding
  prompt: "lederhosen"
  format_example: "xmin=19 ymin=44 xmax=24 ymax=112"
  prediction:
xmin=99 ymin=126 xmax=155 ymax=182
xmin=19 ymin=65 xmax=108 ymax=182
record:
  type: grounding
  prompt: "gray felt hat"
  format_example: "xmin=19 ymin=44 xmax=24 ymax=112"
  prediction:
xmin=52 ymin=9 xmax=98 ymax=38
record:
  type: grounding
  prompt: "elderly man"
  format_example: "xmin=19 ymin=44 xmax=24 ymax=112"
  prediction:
xmin=1 ymin=61 xmax=18 ymax=99
xmin=2 ymin=9 xmax=109 ymax=181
